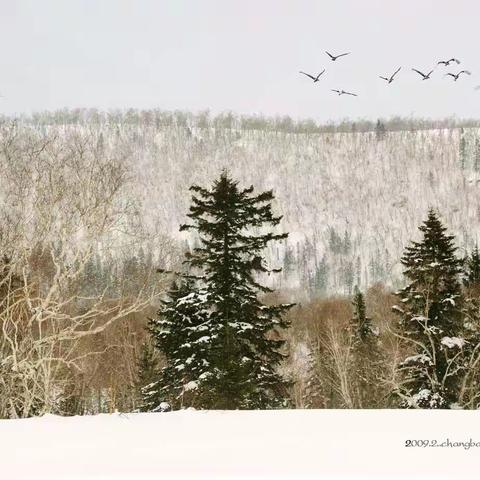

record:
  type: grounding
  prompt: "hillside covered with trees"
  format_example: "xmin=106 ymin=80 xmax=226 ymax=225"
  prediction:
xmin=1 ymin=109 xmax=480 ymax=416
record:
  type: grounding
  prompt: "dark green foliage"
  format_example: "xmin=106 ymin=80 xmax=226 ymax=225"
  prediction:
xmin=464 ymin=245 xmax=480 ymax=288
xmin=348 ymin=287 xmax=382 ymax=407
xmin=146 ymin=172 xmax=293 ymax=410
xmin=136 ymin=342 xmax=159 ymax=411
xmin=350 ymin=288 xmax=376 ymax=342
xmin=143 ymin=279 xmax=211 ymax=410
xmin=393 ymin=209 xmax=465 ymax=408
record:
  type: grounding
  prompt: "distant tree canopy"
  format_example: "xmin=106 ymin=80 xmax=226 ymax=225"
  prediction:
xmin=12 ymin=108 xmax=480 ymax=134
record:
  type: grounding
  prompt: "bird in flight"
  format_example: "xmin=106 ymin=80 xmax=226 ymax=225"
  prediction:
xmin=331 ymin=89 xmax=358 ymax=96
xmin=299 ymin=69 xmax=326 ymax=82
xmin=437 ymin=58 xmax=460 ymax=67
xmin=325 ymin=51 xmax=350 ymax=61
xmin=445 ymin=70 xmax=471 ymax=81
xmin=412 ymin=68 xmax=434 ymax=80
xmin=379 ymin=67 xmax=401 ymax=84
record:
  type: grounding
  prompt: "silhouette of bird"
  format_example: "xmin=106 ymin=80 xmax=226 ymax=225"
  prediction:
xmin=299 ymin=69 xmax=326 ymax=82
xmin=437 ymin=58 xmax=460 ymax=67
xmin=445 ymin=70 xmax=471 ymax=81
xmin=331 ymin=89 xmax=358 ymax=96
xmin=412 ymin=68 xmax=434 ymax=80
xmin=325 ymin=51 xmax=350 ymax=61
xmin=379 ymin=67 xmax=401 ymax=84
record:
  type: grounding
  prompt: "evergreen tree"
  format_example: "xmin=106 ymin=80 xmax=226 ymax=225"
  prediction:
xmin=464 ymin=245 xmax=480 ymax=288
xmin=350 ymin=287 xmax=377 ymax=342
xmin=147 ymin=172 xmax=293 ymax=409
xmin=393 ymin=209 xmax=465 ymax=408
xmin=136 ymin=341 xmax=159 ymax=411
xmin=143 ymin=279 xmax=211 ymax=410
xmin=283 ymin=242 xmax=296 ymax=279
xmin=310 ymin=255 xmax=329 ymax=296
xmin=459 ymin=246 xmax=480 ymax=408
xmin=348 ymin=287 xmax=382 ymax=407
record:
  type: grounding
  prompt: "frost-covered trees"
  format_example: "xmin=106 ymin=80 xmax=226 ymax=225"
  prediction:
xmin=146 ymin=172 xmax=293 ymax=409
xmin=393 ymin=209 xmax=466 ymax=408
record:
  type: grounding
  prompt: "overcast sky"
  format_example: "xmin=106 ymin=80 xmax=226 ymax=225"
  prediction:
xmin=0 ymin=0 xmax=478 ymax=121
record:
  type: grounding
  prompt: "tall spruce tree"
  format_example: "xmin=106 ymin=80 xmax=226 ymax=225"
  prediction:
xmin=146 ymin=172 xmax=293 ymax=410
xmin=393 ymin=209 xmax=465 ymax=408
xmin=348 ymin=287 xmax=381 ymax=407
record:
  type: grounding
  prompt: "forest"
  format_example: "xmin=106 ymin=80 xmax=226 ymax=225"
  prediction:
xmin=1 ymin=108 xmax=480 ymax=417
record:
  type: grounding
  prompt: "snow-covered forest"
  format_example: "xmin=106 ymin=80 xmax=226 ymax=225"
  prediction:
xmin=9 ymin=109 xmax=480 ymax=296
xmin=1 ymin=108 xmax=480 ymax=416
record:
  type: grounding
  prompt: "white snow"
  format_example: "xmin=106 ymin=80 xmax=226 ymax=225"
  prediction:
xmin=183 ymin=380 xmax=198 ymax=391
xmin=441 ymin=336 xmax=466 ymax=349
xmin=402 ymin=354 xmax=433 ymax=366
xmin=1 ymin=410 xmax=480 ymax=479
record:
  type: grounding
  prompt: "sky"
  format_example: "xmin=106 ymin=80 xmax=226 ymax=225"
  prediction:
xmin=0 ymin=0 xmax=479 ymax=122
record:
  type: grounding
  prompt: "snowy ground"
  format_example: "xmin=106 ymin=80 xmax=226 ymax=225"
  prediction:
xmin=1 ymin=409 xmax=480 ymax=479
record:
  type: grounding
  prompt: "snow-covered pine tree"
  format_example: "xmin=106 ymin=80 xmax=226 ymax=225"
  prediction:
xmin=142 ymin=279 xmax=211 ymax=410
xmin=459 ymin=245 xmax=480 ymax=407
xmin=393 ymin=209 xmax=465 ymax=408
xmin=178 ymin=172 xmax=294 ymax=409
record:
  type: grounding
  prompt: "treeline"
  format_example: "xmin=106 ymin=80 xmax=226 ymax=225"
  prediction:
xmin=4 ymin=108 xmax=480 ymax=134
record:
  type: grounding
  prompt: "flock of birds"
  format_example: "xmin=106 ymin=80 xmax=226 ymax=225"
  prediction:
xmin=299 ymin=51 xmax=472 ymax=97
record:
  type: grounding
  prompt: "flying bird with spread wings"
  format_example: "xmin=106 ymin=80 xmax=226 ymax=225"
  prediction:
xmin=325 ymin=51 xmax=350 ymax=61
xmin=445 ymin=70 xmax=471 ymax=81
xmin=437 ymin=58 xmax=460 ymax=67
xmin=299 ymin=69 xmax=326 ymax=83
xmin=379 ymin=67 xmax=401 ymax=84
xmin=331 ymin=89 xmax=358 ymax=97
xmin=412 ymin=68 xmax=434 ymax=80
